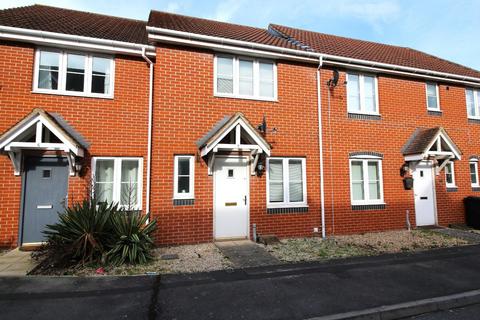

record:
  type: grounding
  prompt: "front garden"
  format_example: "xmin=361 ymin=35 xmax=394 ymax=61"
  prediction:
xmin=28 ymin=199 xmax=474 ymax=276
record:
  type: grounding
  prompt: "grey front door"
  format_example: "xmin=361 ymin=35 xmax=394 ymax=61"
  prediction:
xmin=22 ymin=157 xmax=69 ymax=244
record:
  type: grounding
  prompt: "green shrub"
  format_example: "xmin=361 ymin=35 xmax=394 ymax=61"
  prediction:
xmin=36 ymin=200 xmax=117 ymax=268
xmin=107 ymin=212 xmax=157 ymax=266
xmin=34 ymin=199 xmax=157 ymax=271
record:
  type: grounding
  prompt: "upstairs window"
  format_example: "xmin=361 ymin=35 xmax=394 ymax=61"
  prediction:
xmin=34 ymin=49 xmax=114 ymax=98
xmin=214 ymin=55 xmax=276 ymax=100
xmin=267 ymin=158 xmax=307 ymax=208
xmin=173 ymin=155 xmax=195 ymax=199
xmin=347 ymin=73 xmax=378 ymax=115
xmin=426 ymin=83 xmax=440 ymax=110
xmin=466 ymin=89 xmax=480 ymax=119
xmin=92 ymin=158 xmax=142 ymax=210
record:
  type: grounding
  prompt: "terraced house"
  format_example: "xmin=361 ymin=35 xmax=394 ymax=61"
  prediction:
xmin=0 ymin=4 xmax=479 ymax=248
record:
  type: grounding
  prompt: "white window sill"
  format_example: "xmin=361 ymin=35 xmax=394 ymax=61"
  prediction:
xmin=347 ymin=111 xmax=381 ymax=116
xmin=267 ymin=203 xmax=308 ymax=209
xmin=32 ymin=89 xmax=114 ymax=100
xmin=214 ymin=93 xmax=277 ymax=102
xmin=446 ymin=185 xmax=457 ymax=188
xmin=351 ymin=201 xmax=386 ymax=206
xmin=427 ymin=108 xmax=442 ymax=112
xmin=173 ymin=196 xmax=195 ymax=200
xmin=468 ymin=116 xmax=480 ymax=120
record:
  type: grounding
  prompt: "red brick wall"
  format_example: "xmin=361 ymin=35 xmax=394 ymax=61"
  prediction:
xmin=319 ymin=68 xmax=475 ymax=235
xmin=0 ymin=41 xmax=150 ymax=247
xmin=151 ymin=45 xmax=322 ymax=244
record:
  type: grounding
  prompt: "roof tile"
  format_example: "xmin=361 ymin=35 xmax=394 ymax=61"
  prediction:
xmin=0 ymin=4 xmax=148 ymax=45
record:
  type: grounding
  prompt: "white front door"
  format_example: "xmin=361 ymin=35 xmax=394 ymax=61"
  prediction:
xmin=413 ymin=161 xmax=436 ymax=226
xmin=214 ymin=157 xmax=249 ymax=239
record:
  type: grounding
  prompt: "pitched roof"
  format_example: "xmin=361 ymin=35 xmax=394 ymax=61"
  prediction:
xmin=402 ymin=127 xmax=441 ymax=155
xmin=147 ymin=10 xmax=302 ymax=50
xmin=0 ymin=108 xmax=89 ymax=151
xmin=270 ymin=24 xmax=480 ymax=79
xmin=0 ymin=4 xmax=148 ymax=45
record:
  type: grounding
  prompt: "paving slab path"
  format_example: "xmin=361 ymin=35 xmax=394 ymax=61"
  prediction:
xmin=215 ymin=240 xmax=279 ymax=268
xmin=433 ymin=227 xmax=480 ymax=244
xmin=0 ymin=249 xmax=35 ymax=276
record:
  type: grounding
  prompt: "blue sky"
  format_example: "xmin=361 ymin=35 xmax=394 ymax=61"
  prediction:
xmin=2 ymin=0 xmax=479 ymax=71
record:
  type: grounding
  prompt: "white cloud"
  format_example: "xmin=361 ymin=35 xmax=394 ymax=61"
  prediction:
xmin=164 ymin=2 xmax=181 ymax=13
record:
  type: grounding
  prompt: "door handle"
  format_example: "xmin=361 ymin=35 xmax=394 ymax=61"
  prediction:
xmin=244 ymin=195 xmax=247 ymax=205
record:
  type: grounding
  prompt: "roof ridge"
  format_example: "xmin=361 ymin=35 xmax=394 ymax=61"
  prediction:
xmin=269 ymin=23 xmax=411 ymax=51
xmin=148 ymin=9 xmax=267 ymax=32
xmin=405 ymin=46 xmax=480 ymax=75
xmin=25 ymin=4 xmax=147 ymax=24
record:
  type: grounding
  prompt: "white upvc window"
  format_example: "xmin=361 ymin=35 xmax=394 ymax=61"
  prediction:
xmin=173 ymin=155 xmax=195 ymax=199
xmin=92 ymin=157 xmax=143 ymax=210
xmin=214 ymin=55 xmax=277 ymax=101
xmin=266 ymin=157 xmax=307 ymax=208
xmin=347 ymin=73 xmax=379 ymax=115
xmin=466 ymin=88 xmax=480 ymax=119
xmin=349 ymin=157 xmax=384 ymax=205
xmin=470 ymin=160 xmax=479 ymax=187
xmin=33 ymin=48 xmax=114 ymax=98
xmin=426 ymin=82 xmax=440 ymax=111
xmin=445 ymin=162 xmax=456 ymax=188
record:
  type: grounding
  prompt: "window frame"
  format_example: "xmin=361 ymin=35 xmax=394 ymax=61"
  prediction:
xmin=470 ymin=159 xmax=479 ymax=187
xmin=346 ymin=72 xmax=380 ymax=115
xmin=349 ymin=156 xmax=384 ymax=205
xmin=466 ymin=88 xmax=480 ymax=119
xmin=173 ymin=155 xmax=195 ymax=200
xmin=91 ymin=157 xmax=143 ymax=210
xmin=426 ymin=82 xmax=441 ymax=111
xmin=214 ymin=54 xmax=277 ymax=101
xmin=33 ymin=47 xmax=115 ymax=99
xmin=266 ymin=157 xmax=307 ymax=208
xmin=445 ymin=162 xmax=456 ymax=188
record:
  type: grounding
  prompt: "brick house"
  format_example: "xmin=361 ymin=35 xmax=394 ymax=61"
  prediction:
xmin=0 ymin=5 xmax=479 ymax=247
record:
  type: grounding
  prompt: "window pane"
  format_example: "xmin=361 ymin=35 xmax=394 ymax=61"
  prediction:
xmin=289 ymin=160 xmax=303 ymax=202
xmin=239 ymin=60 xmax=253 ymax=95
xmin=38 ymin=51 xmax=59 ymax=90
xmin=445 ymin=163 xmax=453 ymax=184
xmin=466 ymin=90 xmax=476 ymax=117
xmin=259 ymin=62 xmax=274 ymax=97
xmin=351 ymin=161 xmax=363 ymax=181
xmin=269 ymin=160 xmax=283 ymax=202
xmin=363 ymin=76 xmax=376 ymax=113
xmin=428 ymin=96 xmax=438 ymax=109
xmin=95 ymin=160 xmax=114 ymax=182
xmin=94 ymin=160 xmax=114 ymax=203
xmin=95 ymin=182 xmax=113 ymax=203
xmin=347 ymin=74 xmax=361 ymax=112
xmin=120 ymin=160 xmax=139 ymax=206
xmin=217 ymin=57 xmax=233 ymax=94
xmin=470 ymin=163 xmax=478 ymax=184
xmin=177 ymin=177 xmax=190 ymax=194
xmin=351 ymin=161 xmax=364 ymax=201
xmin=369 ymin=182 xmax=380 ymax=200
xmin=121 ymin=160 xmax=139 ymax=183
xmin=352 ymin=182 xmax=364 ymax=201
xmin=367 ymin=162 xmax=379 ymax=181
xmin=91 ymin=57 xmax=111 ymax=94
xmin=66 ymin=54 xmax=85 ymax=92
xmin=178 ymin=158 xmax=190 ymax=176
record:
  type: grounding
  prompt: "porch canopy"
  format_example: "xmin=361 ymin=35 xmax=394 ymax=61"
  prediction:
xmin=196 ymin=112 xmax=271 ymax=175
xmin=0 ymin=108 xmax=89 ymax=176
xmin=402 ymin=127 xmax=462 ymax=174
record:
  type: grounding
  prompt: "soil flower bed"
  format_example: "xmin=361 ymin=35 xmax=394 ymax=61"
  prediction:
xmin=30 ymin=243 xmax=232 ymax=276
xmin=263 ymin=230 xmax=469 ymax=263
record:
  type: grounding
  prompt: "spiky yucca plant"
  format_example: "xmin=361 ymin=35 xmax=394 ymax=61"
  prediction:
xmin=42 ymin=200 xmax=117 ymax=266
xmin=107 ymin=212 xmax=157 ymax=266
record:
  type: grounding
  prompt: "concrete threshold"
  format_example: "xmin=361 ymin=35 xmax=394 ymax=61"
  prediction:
xmin=307 ymin=289 xmax=480 ymax=320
